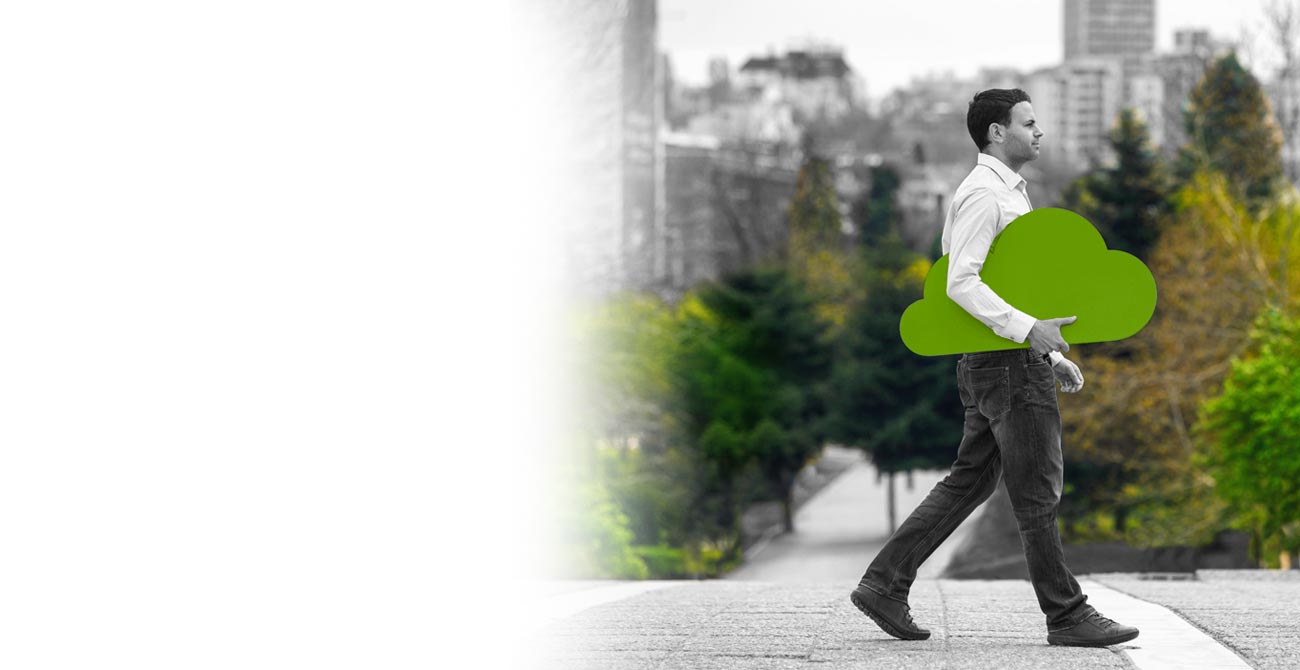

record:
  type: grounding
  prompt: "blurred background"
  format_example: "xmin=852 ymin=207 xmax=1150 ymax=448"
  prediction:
xmin=512 ymin=0 xmax=1300 ymax=584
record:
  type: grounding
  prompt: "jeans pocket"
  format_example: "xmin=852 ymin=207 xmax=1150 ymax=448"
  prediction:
xmin=1026 ymin=359 xmax=1059 ymax=405
xmin=966 ymin=365 xmax=1010 ymax=419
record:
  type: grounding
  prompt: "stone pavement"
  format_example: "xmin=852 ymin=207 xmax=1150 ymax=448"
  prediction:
xmin=534 ymin=452 xmax=1300 ymax=668
xmin=535 ymin=572 xmax=1300 ymax=669
xmin=537 ymin=579 xmax=1131 ymax=669
xmin=1091 ymin=570 xmax=1300 ymax=669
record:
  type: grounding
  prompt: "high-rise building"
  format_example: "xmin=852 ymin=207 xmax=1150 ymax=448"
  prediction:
xmin=1063 ymin=0 xmax=1156 ymax=60
xmin=518 ymin=0 xmax=665 ymax=297
xmin=1173 ymin=28 xmax=1214 ymax=57
xmin=620 ymin=0 xmax=663 ymax=291
xmin=1024 ymin=58 xmax=1124 ymax=168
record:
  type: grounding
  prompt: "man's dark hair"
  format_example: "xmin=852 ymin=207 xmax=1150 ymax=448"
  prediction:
xmin=966 ymin=88 xmax=1031 ymax=151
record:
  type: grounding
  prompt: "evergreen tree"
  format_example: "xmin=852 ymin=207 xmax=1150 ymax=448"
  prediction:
xmin=850 ymin=164 xmax=903 ymax=249
xmin=671 ymin=266 xmax=833 ymax=536
xmin=1061 ymin=108 xmax=1169 ymax=261
xmin=825 ymin=234 xmax=962 ymax=531
xmin=788 ymin=148 xmax=842 ymax=253
xmin=788 ymin=146 xmax=855 ymax=333
xmin=1178 ymin=51 xmax=1285 ymax=210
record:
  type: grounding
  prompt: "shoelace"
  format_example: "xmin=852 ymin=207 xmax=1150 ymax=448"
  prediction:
xmin=1088 ymin=612 xmax=1117 ymax=628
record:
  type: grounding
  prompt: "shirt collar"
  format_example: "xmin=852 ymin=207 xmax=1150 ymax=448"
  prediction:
xmin=976 ymin=153 xmax=1026 ymax=191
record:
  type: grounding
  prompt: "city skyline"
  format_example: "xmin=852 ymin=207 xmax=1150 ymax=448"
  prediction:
xmin=661 ymin=0 xmax=1267 ymax=98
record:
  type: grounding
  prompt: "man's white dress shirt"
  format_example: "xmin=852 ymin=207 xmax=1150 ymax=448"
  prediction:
xmin=941 ymin=153 xmax=1063 ymax=364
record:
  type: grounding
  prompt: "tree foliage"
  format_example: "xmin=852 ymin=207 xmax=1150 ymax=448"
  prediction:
xmin=850 ymin=165 xmax=903 ymax=249
xmin=1066 ymin=55 xmax=1300 ymax=549
xmin=1178 ymin=51 xmax=1285 ymax=210
xmin=558 ymin=479 xmax=649 ymax=579
xmin=788 ymin=149 xmax=856 ymax=332
xmin=673 ymin=267 xmax=833 ymax=534
xmin=1195 ymin=307 xmax=1300 ymax=562
xmin=561 ymin=293 xmax=697 ymax=575
xmin=1061 ymin=108 xmax=1169 ymax=261
xmin=570 ymin=292 xmax=678 ymax=451
xmin=825 ymin=234 xmax=961 ymax=474
xmin=788 ymin=150 xmax=842 ymax=250
xmin=1059 ymin=169 xmax=1300 ymax=546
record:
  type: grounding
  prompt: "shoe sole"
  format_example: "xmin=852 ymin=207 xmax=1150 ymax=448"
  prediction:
xmin=1047 ymin=629 xmax=1140 ymax=647
xmin=849 ymin=589 xmax=931 ymax=641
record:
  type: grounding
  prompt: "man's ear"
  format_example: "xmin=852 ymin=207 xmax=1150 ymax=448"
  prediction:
xmin=987 ymin=123 xmax=1002 ymax=145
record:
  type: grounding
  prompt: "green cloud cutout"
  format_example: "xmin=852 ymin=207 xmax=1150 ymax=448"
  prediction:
xmin=899 ymin=207 xmax=1157 ymax=356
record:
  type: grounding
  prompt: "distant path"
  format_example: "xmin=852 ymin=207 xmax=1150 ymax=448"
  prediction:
xmin=726 ymin=453 xmax=977 ymax=584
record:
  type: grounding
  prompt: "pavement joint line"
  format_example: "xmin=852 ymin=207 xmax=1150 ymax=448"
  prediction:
xmin=1080 ymin=578 xmax=1253 ymax=670
xmin=935 ymin=580 xmax=953 ymax=654
xmin=532 ymin=580 xmax=686 ymax=633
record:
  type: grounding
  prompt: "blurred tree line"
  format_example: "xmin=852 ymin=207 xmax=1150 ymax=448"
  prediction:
xmin=1058 ymin=51 xmax=1300 ymax=569
xmin=562 ymin=49 xmax=1300 ymax=579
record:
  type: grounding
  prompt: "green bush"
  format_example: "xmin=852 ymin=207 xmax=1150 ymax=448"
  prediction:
xmin=633 ymin=545 xmax=687 ymax=577
xmin=559 ymin=480 xmax=649 ymax=580
xmin=632 ymin=544 xmax=732 ymax=578
xmin=1196 ymin=307 xmax=1300 ymax=565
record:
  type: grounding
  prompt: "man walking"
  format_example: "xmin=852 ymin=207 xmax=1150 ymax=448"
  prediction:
xmin=849 ymin=89 xmax=1139 ymax=647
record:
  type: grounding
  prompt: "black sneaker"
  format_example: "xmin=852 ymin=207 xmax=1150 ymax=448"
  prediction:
xmin=849 ymin=584 xmax=931 ymax=640
xmin=1046 ymin=611 xmax=1139 ymax=647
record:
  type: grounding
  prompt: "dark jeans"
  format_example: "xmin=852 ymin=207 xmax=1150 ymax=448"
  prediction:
xmin=858 ymin=348 xmax=1095 ymax=632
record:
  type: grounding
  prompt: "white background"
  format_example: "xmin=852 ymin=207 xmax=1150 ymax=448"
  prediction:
xmin=0 ymin=2 xmax=547 ymax=667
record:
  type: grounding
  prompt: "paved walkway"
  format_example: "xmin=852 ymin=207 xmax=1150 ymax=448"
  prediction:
xmin=533 ymin=452 xmax=1300 ymax=669
xmin=535 ymin=573 xmax=1300 ymax=669
xmin=1091 ymin=571 xmax=1300 ymax=669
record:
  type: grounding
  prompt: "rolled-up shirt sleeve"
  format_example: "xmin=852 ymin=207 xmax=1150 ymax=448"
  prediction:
xmin=946 ymin=189 xmax=1037 ymax=343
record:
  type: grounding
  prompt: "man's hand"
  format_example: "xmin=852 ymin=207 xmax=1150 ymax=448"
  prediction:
xmin=1027 ymin=316 xmax=1077 ymax=357
xmin=1053 ymin=357 xmax=1084 ymax=393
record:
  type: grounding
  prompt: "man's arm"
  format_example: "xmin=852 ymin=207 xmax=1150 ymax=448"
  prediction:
xmin=947 ymin=189 xmax=1075 ymax=361
xmin=946 ymin=189 xmax=1038 ymax=342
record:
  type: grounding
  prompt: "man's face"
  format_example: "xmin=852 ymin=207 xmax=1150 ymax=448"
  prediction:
xmin=997 ymin=101 xmax=1043 ymax=162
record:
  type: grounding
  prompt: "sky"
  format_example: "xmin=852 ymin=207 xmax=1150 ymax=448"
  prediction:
xmin=660 ymin=0 xmax=1278 ymax=97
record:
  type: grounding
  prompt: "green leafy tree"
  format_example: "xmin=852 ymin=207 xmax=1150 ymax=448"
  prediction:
xmin=1061 ymin=108 xmax=1170 ymax=261
xmin=1177 ymin=51 xmax=1285 ymax=211
xmin=1195 ymin=307 xmax=1300 ymax=567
